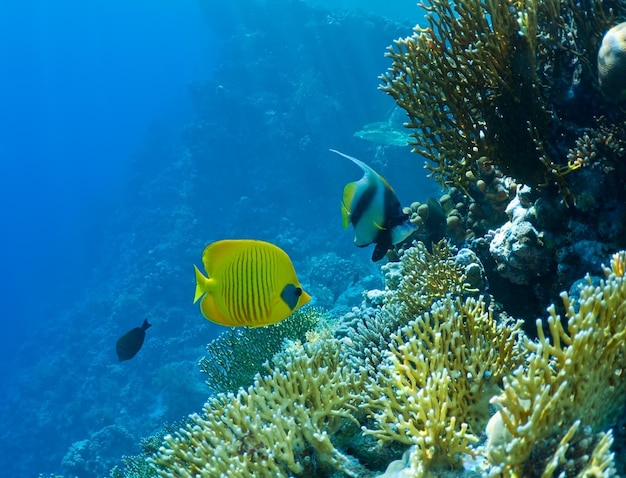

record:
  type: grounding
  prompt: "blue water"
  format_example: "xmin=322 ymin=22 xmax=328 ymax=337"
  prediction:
xmin=0 ymin=1 xmax=432 ymax=476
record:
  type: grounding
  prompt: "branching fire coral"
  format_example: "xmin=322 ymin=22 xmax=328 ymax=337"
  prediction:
xmin=384 ymin=240 xmax=474 ymax=323
xmin=380 ymin=0 xmax=616 ymax=200
xmin=124 ymin=252 xmax=626 ymax=478
xmin=362 ymin=295 xmax=524 ymax=477
xmin=150 ymin=338 xmax=366 ymax=478
xmin=486 ymin=251 xmax=626 ymax=476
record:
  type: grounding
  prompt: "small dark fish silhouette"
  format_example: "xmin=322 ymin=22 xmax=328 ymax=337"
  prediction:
xmin=116 ymin=319 xmax=151 ymax=362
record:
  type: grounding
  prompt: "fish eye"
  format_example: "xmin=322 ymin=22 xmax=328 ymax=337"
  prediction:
xmin=294 ymin=287 xmax=302 ymax=297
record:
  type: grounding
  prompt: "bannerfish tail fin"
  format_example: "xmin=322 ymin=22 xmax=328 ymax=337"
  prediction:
xmin=194 ymin=265 xmax=211 ymax=304
xmin=141 ymin=319 xmax=152 ymax=331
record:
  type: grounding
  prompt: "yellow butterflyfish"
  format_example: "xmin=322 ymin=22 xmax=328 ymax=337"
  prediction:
xmin=193 ymin=239 xmax=311 ymax=327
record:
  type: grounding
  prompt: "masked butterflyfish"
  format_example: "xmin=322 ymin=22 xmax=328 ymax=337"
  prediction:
xmin=116 ymin=318 xmax=151 ymax=362
xmin=193 ymin=239 xmax=311 ymax=327
xmin=332 ymin=149 xmax=416 ymax=262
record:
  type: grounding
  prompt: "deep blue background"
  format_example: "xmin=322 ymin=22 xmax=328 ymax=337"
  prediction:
xmin=0 ymin=0 xmax=214 ymax=359
xmin=0 ymin=1 xmax=432 ymax=476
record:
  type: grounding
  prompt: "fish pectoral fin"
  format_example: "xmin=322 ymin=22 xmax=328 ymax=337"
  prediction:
xmin=341 ymin=202 xmax=350 ymax=229
xmin=341 ymin=182 xmax=357 ymax=221
xmin=391 ymin=221 xmax=416 ymax=245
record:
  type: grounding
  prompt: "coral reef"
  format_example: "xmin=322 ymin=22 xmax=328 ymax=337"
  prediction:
xmin=380 ymin=0 xmax=616 ymax=200
xmin=598 ymin=21 xmax=626 ymax=101
xmin=362 ymin=296 xmax=523 ymax=477
xmin=337 ymin=240 xmax=486 ymax=383
xmin=488 ymin=191 xmax=555 ymax=285
xmin=384 ymin=240 xmax=482 ymax=321
xmin=109 ymin=250 xmax=626 ymax=477
xmin=61 ymin=425 xmax=136 ymax=478
xmin=485 ymin=252 xmax=626 ymax=476
xmin=33 ymin=2 xmax=626 ymax=477
xmin=150 ymin=338 xmax=367 ymax=477
xmin=379 ymin=0 xmax=626 ymax=318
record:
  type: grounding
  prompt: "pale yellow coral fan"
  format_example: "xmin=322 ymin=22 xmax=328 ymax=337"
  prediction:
xmin=362 ymin=296 xmax=523 ymax=477
xmin=149 ymin=338 xmax=365 ymax=477
xmin=486 ymin=253 xmax=626 ymax=476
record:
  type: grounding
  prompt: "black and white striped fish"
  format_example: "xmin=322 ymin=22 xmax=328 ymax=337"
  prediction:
xmin=332 ymin=149 xmax=415 ymax=261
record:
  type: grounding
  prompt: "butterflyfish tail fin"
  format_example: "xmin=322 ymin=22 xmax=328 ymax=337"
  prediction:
xmin=194 ymin=265 xmax=210 ymax=304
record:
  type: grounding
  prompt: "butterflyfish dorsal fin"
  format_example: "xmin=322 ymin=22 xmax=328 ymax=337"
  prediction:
xmin=201 ymin=240 xmax=244 ymax=276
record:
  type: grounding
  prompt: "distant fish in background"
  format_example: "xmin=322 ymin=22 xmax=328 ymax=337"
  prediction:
xmin=193 ymin=239 xmax=311 ymax=327
xmin=116 ymin=319 xmax=151 ymax=362
xmin=332 ymin=149 xmax=415 ymax=261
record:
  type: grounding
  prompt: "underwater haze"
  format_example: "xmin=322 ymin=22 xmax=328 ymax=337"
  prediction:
xmin=0 ymin=0 xmax=214 ymax=356
xmin=0 ymin=1 xmax=430 ymax=476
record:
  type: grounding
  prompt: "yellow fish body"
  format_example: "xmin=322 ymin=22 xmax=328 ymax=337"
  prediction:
xmin=193 ymin=239 xmax=311 ymax=327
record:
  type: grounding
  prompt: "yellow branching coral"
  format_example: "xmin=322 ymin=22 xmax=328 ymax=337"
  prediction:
xmin=384 ymin=240 xmax=473 ymax=323
xmin=150 ymin=338 xmax=366 ymax=477
xmin=380 ymin=0 xmax=615 ymax=200
xmin=363 ymin=296 xmax=524 ymax=477
xmin=486 ymin=252 xmax=626 ymax=476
